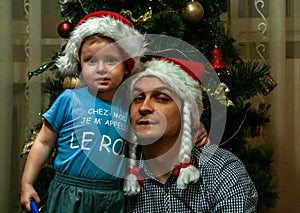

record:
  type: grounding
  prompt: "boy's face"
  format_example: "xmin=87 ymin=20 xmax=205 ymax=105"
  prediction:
xmin=130 ymin=76 xmax=182 ymax=144
xmin=79 ymin=38 xmax=129 ymax=100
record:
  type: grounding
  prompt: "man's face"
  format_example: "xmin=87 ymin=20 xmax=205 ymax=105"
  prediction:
xmin=130 ymin=76 xmax=182 ymax=143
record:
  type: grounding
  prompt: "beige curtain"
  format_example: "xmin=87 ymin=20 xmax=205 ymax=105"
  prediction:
xmin=4 ymin=0 xmax=63 ymax=212
xmin=230 ymin=0 xmax=300 ymax=212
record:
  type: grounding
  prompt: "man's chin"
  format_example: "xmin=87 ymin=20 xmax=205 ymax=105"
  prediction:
xmin=135 ymin=132 xmax=162 ymax=145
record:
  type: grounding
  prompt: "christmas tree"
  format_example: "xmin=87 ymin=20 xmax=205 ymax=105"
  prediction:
xmin=22 ymin=0 xmax=279 ymax=211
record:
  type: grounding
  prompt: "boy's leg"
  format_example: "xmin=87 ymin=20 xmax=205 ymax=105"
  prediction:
xmin=94 ymin=187 xmax=124 ymax=213
xmin=45 ymin=173 xmax=124 ymax=213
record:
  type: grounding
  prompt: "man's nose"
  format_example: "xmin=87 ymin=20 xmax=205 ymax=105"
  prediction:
xmin=139 ymin=98 xmax=154 ymax=115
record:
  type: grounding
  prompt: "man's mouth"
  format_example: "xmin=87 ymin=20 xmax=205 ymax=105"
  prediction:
xmin=137 ymin=119 xmax=158 ymax=125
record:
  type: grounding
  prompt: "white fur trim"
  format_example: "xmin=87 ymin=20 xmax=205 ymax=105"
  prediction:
xmin=56 ymin=16 xmax=146 ymax=75
xmin=123 ymin=173 xmax=141 ymax=196
xmin=176 ymin=164 xmax=200 ymax=189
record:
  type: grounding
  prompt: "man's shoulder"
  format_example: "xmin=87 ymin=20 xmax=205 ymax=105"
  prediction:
xmin=193 ymin=144 xmax=241 ymax=168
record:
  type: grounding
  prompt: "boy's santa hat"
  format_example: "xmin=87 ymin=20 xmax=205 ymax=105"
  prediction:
xmin=56 ymin=11 xmax=146 ymax=75
xmin=123 ymin=58 xmax=204 ymax=196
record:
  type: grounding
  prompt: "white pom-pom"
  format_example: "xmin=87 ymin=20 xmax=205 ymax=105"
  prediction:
xmin=176 ymin=164 xmax=200 ymax=189
xmin=123 ymin=174 xmax=141 ymax=196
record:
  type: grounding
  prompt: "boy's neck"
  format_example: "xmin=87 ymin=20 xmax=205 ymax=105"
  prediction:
xmin=87 ymin=88 xmax=114 ymax=101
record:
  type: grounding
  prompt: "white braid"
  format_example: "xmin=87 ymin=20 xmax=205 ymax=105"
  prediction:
xmin=123 ymin=138 xmax=141 ymax=196
xmin=127 ymin=142 xmax=137 ymax=169
xmin=178 ymin=102 xmax=193 ymax=163
xmin=176 ymin=101 xmax=200 ymax=189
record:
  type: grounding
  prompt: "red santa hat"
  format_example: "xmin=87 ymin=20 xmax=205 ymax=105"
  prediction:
xmin=56 ymin=11 xmax=146 ymax=75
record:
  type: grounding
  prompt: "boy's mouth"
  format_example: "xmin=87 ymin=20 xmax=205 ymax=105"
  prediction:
xmin=95 ymin=77 xmax=110 ymax=84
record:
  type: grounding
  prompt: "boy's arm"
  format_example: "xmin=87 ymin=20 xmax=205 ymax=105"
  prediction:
xmin=21 ymin=119 xmax=57 ymax=212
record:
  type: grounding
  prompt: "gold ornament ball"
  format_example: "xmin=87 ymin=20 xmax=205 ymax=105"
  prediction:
xmin=63 ymin=76 xmax=82 ymax=89
xmin=182 ymin=1 xmax=204 ymax=23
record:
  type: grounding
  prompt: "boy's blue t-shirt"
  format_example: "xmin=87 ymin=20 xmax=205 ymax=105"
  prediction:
xmin=43 ymin=87 xmax=128 ymax=180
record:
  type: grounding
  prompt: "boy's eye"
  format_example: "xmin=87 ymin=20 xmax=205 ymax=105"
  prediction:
xmin=86 ymin=57 xmax=119 ymax=66
xmin=106 ymin=57 xmax=119 ymax=65
xmin=88 ymin=57 xmax=97 ymax=64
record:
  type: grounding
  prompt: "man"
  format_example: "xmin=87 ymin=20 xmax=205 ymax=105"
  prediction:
xmin=122 ymin=58 xmax=258 ymax=212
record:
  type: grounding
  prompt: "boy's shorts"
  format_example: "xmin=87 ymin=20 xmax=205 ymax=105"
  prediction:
xmin=45 ymin=172 xmax=124 ymax=213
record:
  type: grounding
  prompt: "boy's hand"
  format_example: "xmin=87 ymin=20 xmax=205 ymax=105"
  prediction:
xmin=195 ymin=122 xmax=210 ymax=148
xmin=21 ymin=183 xmax=40 ymax=212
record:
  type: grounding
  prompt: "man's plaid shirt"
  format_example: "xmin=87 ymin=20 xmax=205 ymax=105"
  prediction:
xmin=126 ymin=145 xmax=258 ymax=213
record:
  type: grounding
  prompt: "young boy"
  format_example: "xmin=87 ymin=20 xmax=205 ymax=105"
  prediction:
xmin=21 ymin=11 xmax=145 ymax=213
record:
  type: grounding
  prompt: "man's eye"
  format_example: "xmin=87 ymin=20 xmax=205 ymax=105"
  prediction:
xmin=156 ymin=94 xmax=171 ymax=103
xmin=132 ymin=95 xmax=144 ymax=103
xmin=156 ymin=97 xmax=170 ymax=102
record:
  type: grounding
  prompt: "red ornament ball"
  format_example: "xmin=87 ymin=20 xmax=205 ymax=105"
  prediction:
xmin=57 ymin=21 xmax=73 ymax=39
